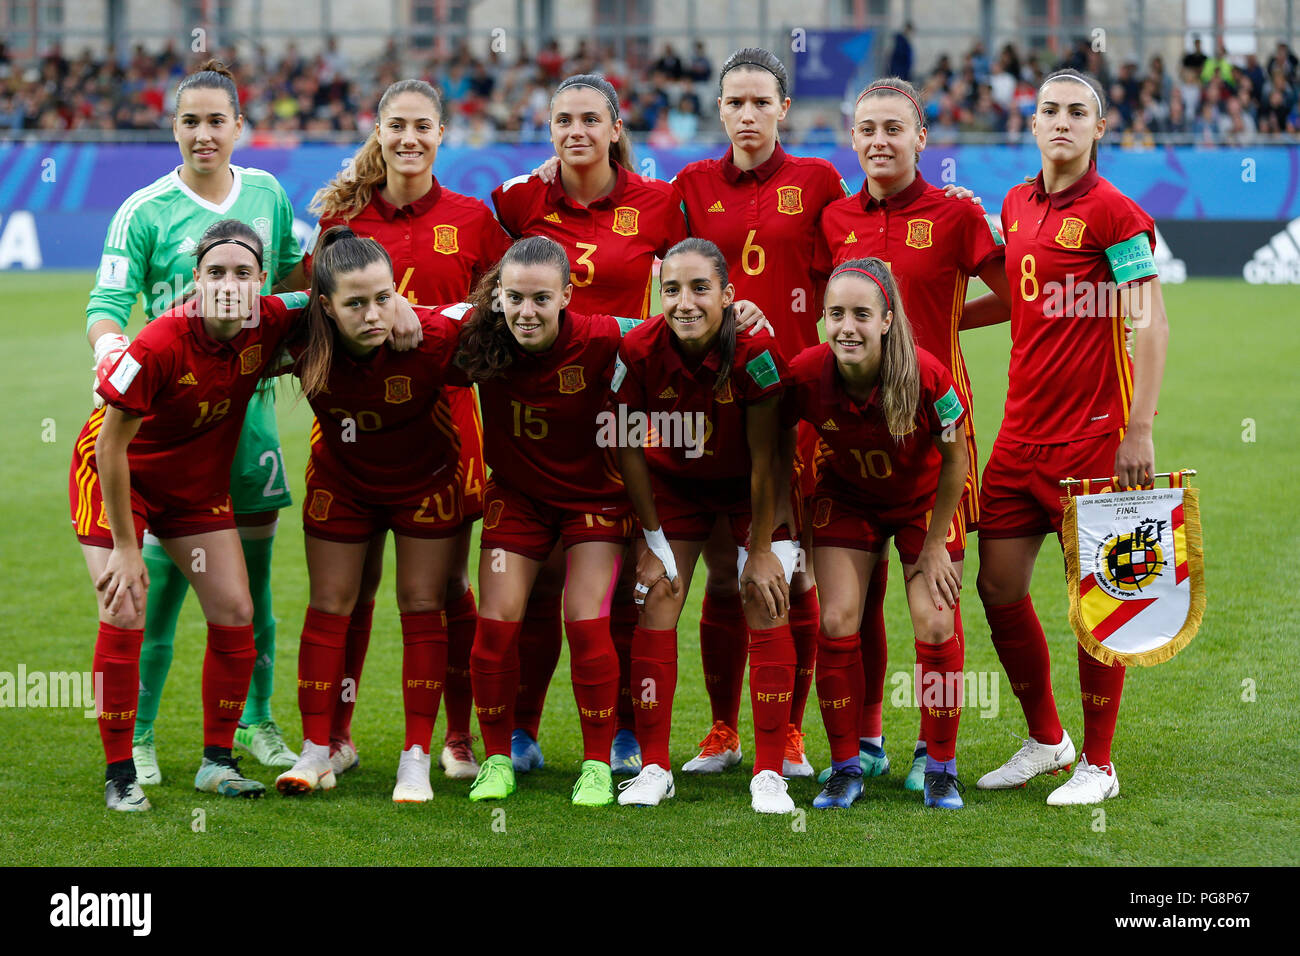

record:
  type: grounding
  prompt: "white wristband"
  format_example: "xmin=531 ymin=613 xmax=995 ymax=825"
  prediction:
xmin=94 ymin=332 xmax=130 ymax=364
xmin=642 ymin=526 xmax=679 ymax=582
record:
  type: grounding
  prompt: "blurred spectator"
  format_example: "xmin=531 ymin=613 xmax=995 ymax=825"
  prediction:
xmin=651 ymin=44 xmax=683 ymax=81
xmin=1266 ymin=41 xmax=1298 ymax=83
xmin=1183 ymin=35 xmax=1208 ymax=75
xmin=687 ymin=41 xmax=712 ymax=84
xmin=1201 ymin=42 xmax=1234 ymax=86
xmin=889 ymin=23 xmax=915 ymax=83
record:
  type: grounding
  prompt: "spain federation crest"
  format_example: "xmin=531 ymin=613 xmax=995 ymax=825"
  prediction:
xmin=1063 ymin=476 xmax=1205 ymax=666
xmin=384 ymin=375 xmax=413 ymax=404
xmin=433 ymin=224 xmax=459 ymax=254
xmin=905 ymin=218 xmax=934 ymax=249
xmin=239 ymin=344 xmax=262 ymax=375
xmin=558 ymin=365 xmax=586 ymax=394
xmin=776 ymin=185 xmax=804 ymax=215
xmin=307 ymin=489 xmax=334 ymax=522
xmin=612 ymin=206 xmax=639 ymax=236
xmin=1055 ymin=217 xmax=1087 ymax=249
xmin=715 ymin=379 xmax=734 ymax=404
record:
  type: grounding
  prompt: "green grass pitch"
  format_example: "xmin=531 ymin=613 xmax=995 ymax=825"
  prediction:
xmin=1 ymin=272 xmax=1296 ymax=866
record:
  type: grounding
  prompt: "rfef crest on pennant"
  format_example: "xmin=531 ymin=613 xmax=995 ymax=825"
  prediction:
xmin=776 ymin=185 xmax=804 ymax=215
xmin=1055 ymin=217 xmax=1087 ymax=249
xmin=558 ymin=365 xmax=586 ymax=394
xmin=612 ymin=206 xmax=640 ymax=236
xmin=385 ymin=375 xmax=413 ymax=404
xmin=434 ymin=224 xmax=459 ymax=254
xmin=905 ymin=218 xmax=934 ymax=249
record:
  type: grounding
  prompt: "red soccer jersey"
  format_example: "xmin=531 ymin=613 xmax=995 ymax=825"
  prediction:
xmin=293 ymin=306 xmax=465 ymax=502
xmin=305 ymin=178 xmax=511 ymax=305
xmin=674 ymin=144 xmax=848 ymax=355
xmin=784 ymin=343 xmax=967 ymax=519
xmin=998 ymin=162 xmax=1157 ymax=443
xmin=491 ymin=163 xmax=688 ymax=318
xmin=817 ymin=172 xmax=1005 ymax=425
xmin=612 ymin=318 xmax=785 ymax=485
xmin=476 ymin=310 xmax=633 ymax=510
xmin=95 ymin=292 xmax=307 ymax=511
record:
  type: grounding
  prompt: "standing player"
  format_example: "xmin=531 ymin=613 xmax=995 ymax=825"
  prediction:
xmin=85 ymin=61 xmax=306 ymax=782
xmin=613 ymin=239 xmax=797 ymax=814
xmin=73 ymin=220 xmax=307 ymax=810
xmin=816 ymin=76 xmax=1011 ymax=788
xmin=455 ymin=236 xmax=635 ymax=807
xmin=975 ymin=69 xmax=1169 ymax=805
xmin=305 ymin=78 xmax=512 ymax=781
xmin=275 ymin=227 xmax=466 ymax=802
xmin=785 ymin=258 xmax=969 ymax=810
xmin=671 ymin=48 xmax=849 ymax=779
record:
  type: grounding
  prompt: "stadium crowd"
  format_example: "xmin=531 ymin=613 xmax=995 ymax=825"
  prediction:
xmin=0 ymin=31 xmax=1296 ymax=146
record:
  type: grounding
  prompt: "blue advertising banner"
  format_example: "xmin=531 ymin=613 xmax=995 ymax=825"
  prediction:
xmin=790 ymin=30 xmax=875 ymax=98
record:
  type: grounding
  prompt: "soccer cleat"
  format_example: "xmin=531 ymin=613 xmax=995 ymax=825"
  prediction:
xmin=817 ymin=737 xmax=890 ymax=783
xmin=681 ymin=720 xmax=742 ymax=773
xmin=329 ymin=738 xmax=360 ymax=775
xmin=617 ymin=763 xmax=676 ymax=806
xmin=976 ymin=730 xmax=1076 ymax=790
xmin=750 ymin=769 xmax=796 ymax=814
xmin=105 ymin=776 xmax=151 ymax=812
xmin=813 ymin=770 xmax=865 ymax=809
xmin=276 ymin=741 xmax=336 ymax=795
xmin=234 ymin=719 xmax=298 ymax=769
xmin=510 ymin=729 xmax=545 ymax=773
xmin=392 ymin=745 xmax=434 ymax=803
xmin=132 ymin=728 xmax=162 ymax=786
xmin=1046 ymin=756 xmax=1119 ymax=806
xmin=468 ymin=753 xmax=516 ymax=801
xmin=439 ymin=732 xmax=480 ymax=780
xmin=571 ymin=759 xmax=615 ymax=807
xmin=610 ymin=728 xmax=643 ymax=776
xmin=923 ymin=771 xmax=965 ymax=809
xmin=904 ymin=744 xmax=927 ymax=792
xmin=782 ymin=724 xmax=815 ymax=778
xmin=195 ymin=754 xmax=266 ymax=798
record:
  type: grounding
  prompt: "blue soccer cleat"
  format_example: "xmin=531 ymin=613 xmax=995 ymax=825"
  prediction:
xmin=817 ymin=735 xmax=890 ymax=784
xmin=904 ymin=744 xmax=928 ymax=792
xmin=923 ymin=771 xmax=965 ymax=809
xmin=813 ymin=769 xmax=865 ymax=809
xmin=510 ymin=729 xmax=545 ymax=773
xmin=610 ymin=728 xmax=643 ymax=776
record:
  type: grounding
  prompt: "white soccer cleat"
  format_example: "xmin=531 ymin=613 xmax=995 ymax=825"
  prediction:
xmin=750 ymin=769 xmax=796 ymax=814
xmin=681 ymin=720 xmax=743 ymax=773
xmin=1046 ymin=755 xmax=1119 ymax=806
xmin=105 ymin=776 xmax=151 ymax=812
xmin=617 ymin=763 xmax=676 ymax=806
xmin=439 ymin=732 xmax=480 ymax=780
xmin=976 ymin=730 xmax=1076 ymax=790
xmin=275 ymin=741 xmax=337 ymax=795
xmin=392 ymin=745 xmax=434 ymax=803
xmin=329 ymin=738 xmax=359 ymax=775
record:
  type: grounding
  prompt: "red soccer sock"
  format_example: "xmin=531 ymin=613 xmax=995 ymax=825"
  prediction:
xmin=858 ymin=560 xmax=889 ymax=738
xmin=815 ymin=629 xmax=864 ymax=764
xmin=748 ymin=624 xmax=796 ymax=775
xmin=401 ymin=610 xmax=449 ymax=752
xmin=916 ymin=634 xmax=964 ymax=762
xmin=298 ymin=607 xmax=350 ymax=745
xmin=700 ymin=590 xmax=748 ymax=730
xmin=203 ymin=623 xmax=255 ymax=749
xmin=443 ymin=589 xmax=477 ymax=737
xmin=470 ymin=618 xmax=522 ymax=757
xmin=787 ymin=585 xmax=820 ymax=730
xmin=566 ymin=617 xmax=620 ymax=762
xmin=514 ymin=592 xmax=563 ymax=739
xmin=1077 ymin=643 xmax=1125 ymax=767
xmin=631 ymin=626 xmax=678 ymax=769
xmin=984 ymin=595 xmax=1063 ymax=744
xmin=331 ymin=600 xmax=373 ymax=742
xmin=94 ymin=623 xmax=143 ymax=765
xmin=611 ymin=597 xmax=639 ymax=733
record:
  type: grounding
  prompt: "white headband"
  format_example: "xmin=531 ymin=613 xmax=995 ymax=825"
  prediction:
xmin=1041 ymin=75 xmax=1103 ymax=116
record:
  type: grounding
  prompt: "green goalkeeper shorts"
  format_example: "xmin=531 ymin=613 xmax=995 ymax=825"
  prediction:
xmin=230 ymin=386 xmax=293 ymax=514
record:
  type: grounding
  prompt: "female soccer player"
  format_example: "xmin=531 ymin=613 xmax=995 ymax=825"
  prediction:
xmin=85 ymin=61 xmax=307 ymax=783
xmin=455 ymin=236 xmax=636 ymax=808
xmin=274 ymin=227 xmax=467 ymax=802
xmin=670 ymin=48 xmax=850 ymax=780
xmin=614 ymin=238 xmax=797 ymax=814
xmin=305 ymin=78 xmax=512 ymax=781
xmin=785 ymin=258 xmax=970 ymax=810
xmin=73 ymin=220 xmax=308 ymax=810
xmin=975 ymin=69 xmax=1169 ymax=805
xmin=816 ymin=76 xmax=1012 ymax=789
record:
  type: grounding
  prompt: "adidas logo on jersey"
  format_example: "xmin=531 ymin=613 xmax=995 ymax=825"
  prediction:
xmin=708 ymin=200 xmax=725 ymax=212
xmin=821 ymin=418 xmax=839 ymax=431
xmin=844 ymin=230 xmax=857 ymax=244
xmin=544 ymin=212 xmax=562 ymax=224
xmin=177 ymin=236 xmax=198 ymax=255
xmin=1243 ymin=216 xmax=1300 ymax=284
xmin=177 ymin=372 xmax=197 ymax=385
xmin=658 ymin=386 xmax=678 ymax=400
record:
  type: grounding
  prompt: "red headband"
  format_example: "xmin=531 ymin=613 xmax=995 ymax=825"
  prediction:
xmin=830 ymin=266 xmax=891 ymax=310
xmin=856 ymin=84 xmax=923 ymax=125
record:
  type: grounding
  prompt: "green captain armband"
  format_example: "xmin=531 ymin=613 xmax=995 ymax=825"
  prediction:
xmin=745 ymin=349 xmax=781 ymax=389
xmin=1105 ymin=233 xmax=1157 ymax=285
xmin=271 ymin=291 xmax=309 ymax=309
xmin=615 ymin=316 xmax=642 ymax=336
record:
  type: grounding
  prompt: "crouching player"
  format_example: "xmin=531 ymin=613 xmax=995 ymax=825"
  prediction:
xmin=274 ymin=227 xmax=466 ymax=802
xmin=614 ymin=238 xmax=798 ymax=814
xmin=72 ymin=220 xmax=307 ymax=810
xmin=785 ymin=258 xmax=970 ymax=809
